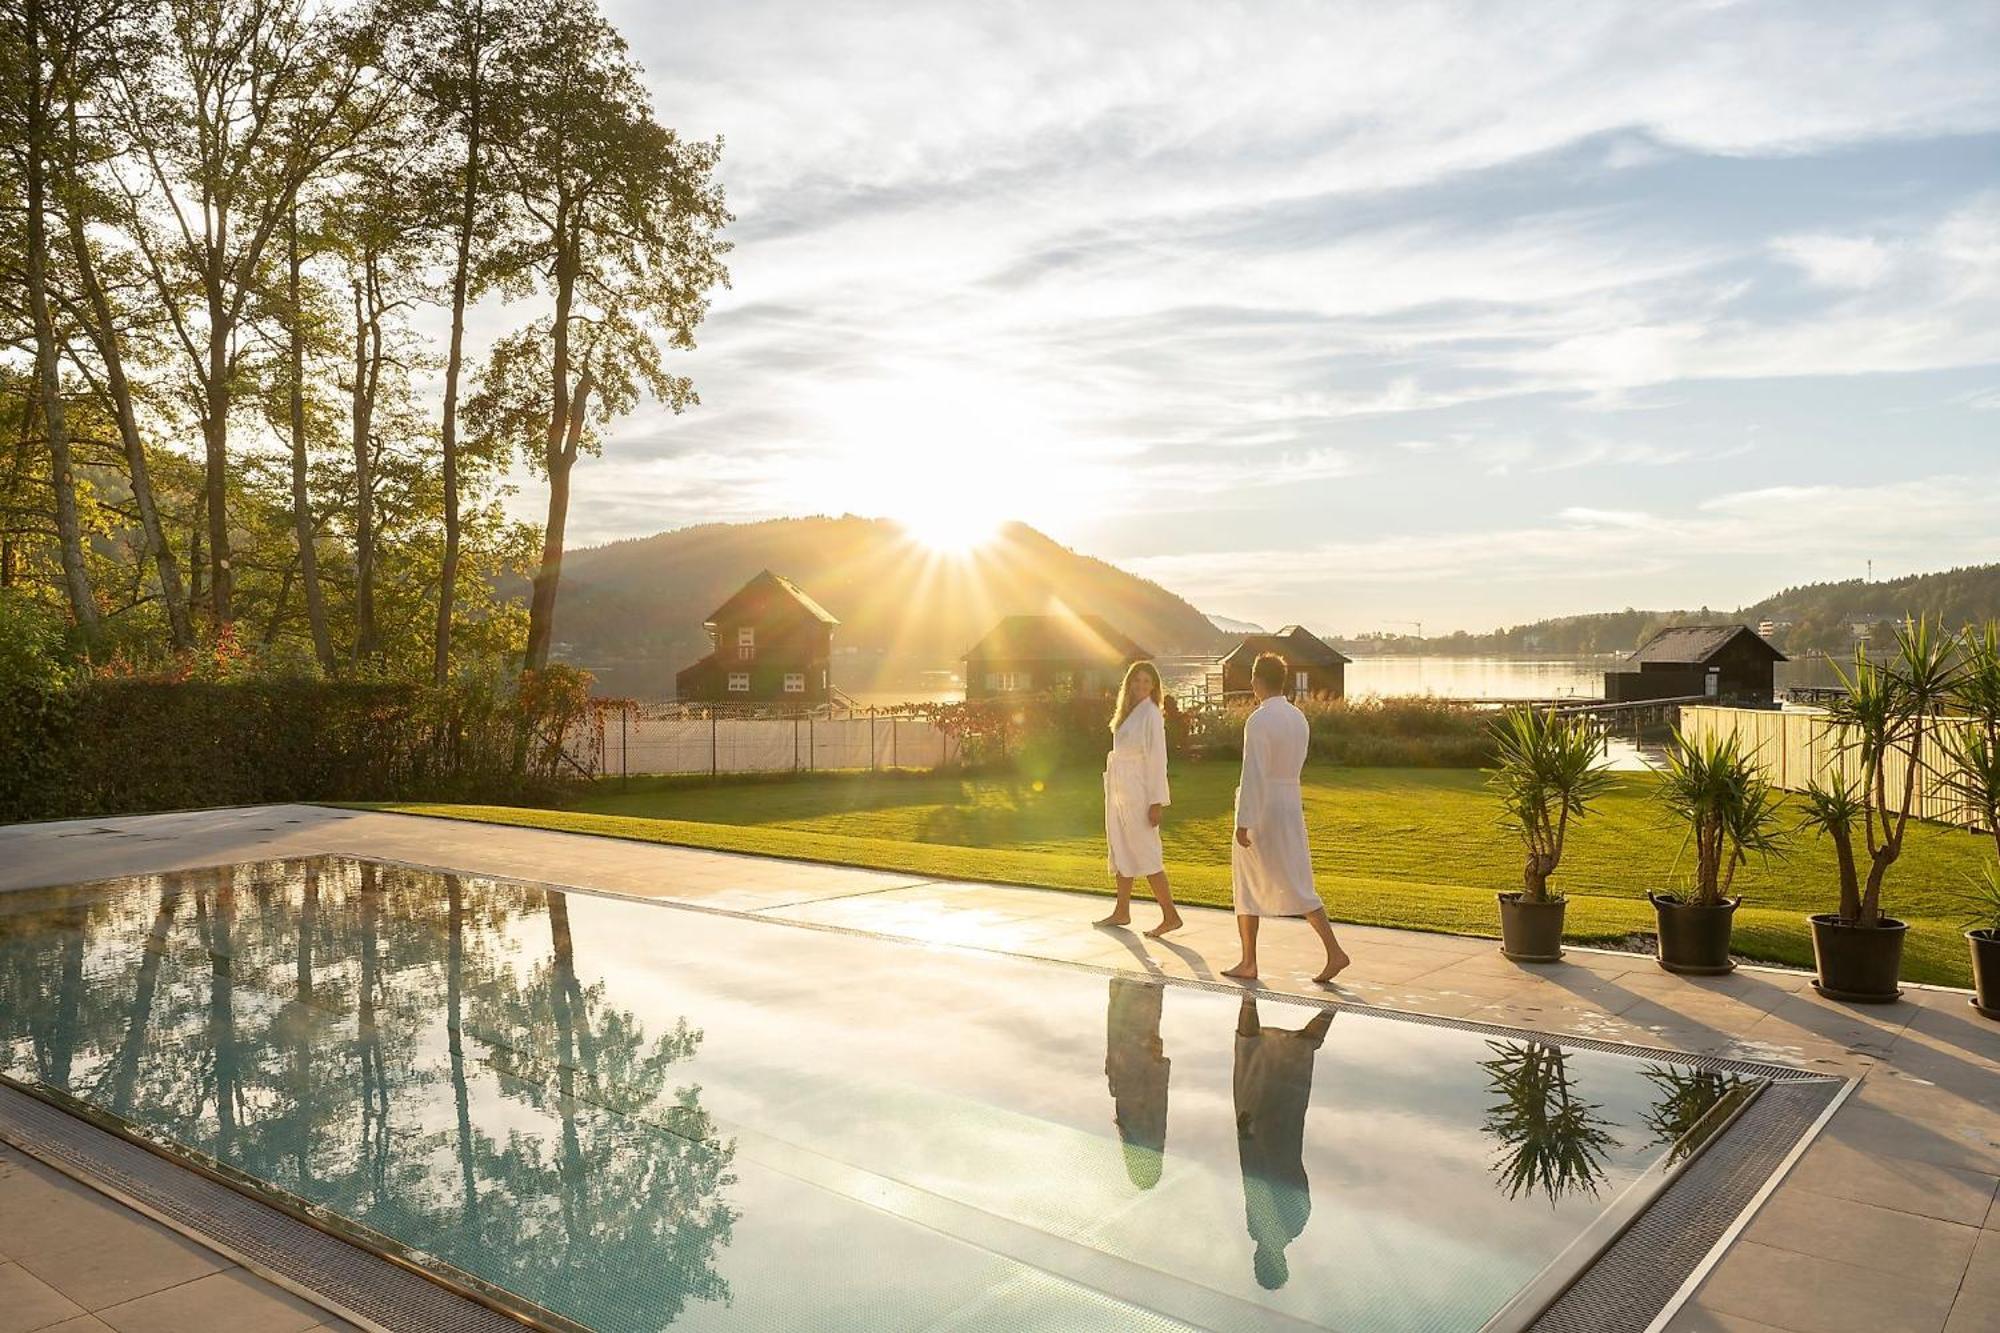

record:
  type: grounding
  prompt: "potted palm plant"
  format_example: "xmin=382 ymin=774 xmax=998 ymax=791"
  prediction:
xmin=1942 ymin=622 xmax=2000 ymax=1019
xmin=1488 ymin=706 xmax=1612 ymax=962
xmin=1797 ymin=616 xmax=1958 ymax=1002
xmin=1652 ymin=729 xmax=1786 ymax=974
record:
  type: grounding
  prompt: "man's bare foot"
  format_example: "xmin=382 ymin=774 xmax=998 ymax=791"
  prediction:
xmin=1094 ymin=911 xmax=1132 ymax=928
xmin=1314 ymin=949 xmax=1352 ymax=984
xmin=1221 ymin=961 xmax=1258 ymax=981
xmin=1144 ymin=913 xmax=1183 ymax=939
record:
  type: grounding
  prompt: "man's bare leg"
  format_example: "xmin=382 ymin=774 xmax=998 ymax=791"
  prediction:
xmin=1306 ymin=908 xmax=1351 ymax=983
xmin=1143 ymin=871 xmax=1183 ymax=937
xmin=1095 ymin=876 xmax=1134 ymax=928
xmin=1222 ymin=915 xmax=1259 ymax=980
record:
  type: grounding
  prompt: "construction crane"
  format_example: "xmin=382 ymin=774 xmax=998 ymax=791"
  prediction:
xmin=1381 ymin=620 xmax=1424 ymax=643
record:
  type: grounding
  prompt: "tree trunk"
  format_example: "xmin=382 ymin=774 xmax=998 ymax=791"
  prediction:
xmin=202 ymin=293 xmax=233 ymax=624
xmin=524 ymin=254 xmax=582 ymax=671
xmin=286 ymin=207 xmax=336 ymax=672
xmin=21 ymin=0 xmax=97 ymax=635
xmin=350 ymin=268 xmax=379 ymax=662
xmin=61 ymin=128 xmax=190 ymax=649
xmin=434 ymin=52 xmax=482 ymax=687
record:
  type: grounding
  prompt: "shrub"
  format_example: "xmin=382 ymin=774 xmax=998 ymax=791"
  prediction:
xmin=0 ymin=667 xmax=600 ymax=822
xmin=1188 ymin=695 xmax=1494 ymax=767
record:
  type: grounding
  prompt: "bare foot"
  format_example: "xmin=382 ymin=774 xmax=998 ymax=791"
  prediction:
xmin=1094 ymin=911 xmax=1132 ymax=928
xmin=1221 ymin=961 xmax=1258 ymax=981
xmin=1144 ymin=913 xmax=1183 ymax=939
xmin=1314 ymin=949 xmax=1352 ymax=984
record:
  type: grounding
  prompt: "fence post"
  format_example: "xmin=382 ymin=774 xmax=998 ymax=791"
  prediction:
xmin=621 ymin=703 xmax=629 ymax=788
xmin=809 ymin=712 xmax=815 ymax=772
xmin=794 ymin=713 xmax=801 ymax=772
xmin=869 ymin=709 xmax=877 ymax=771
xmin=892 ymin=714 xmax=899 ymax=769
xmin=710 ymin=707 xmax=718 ymax=778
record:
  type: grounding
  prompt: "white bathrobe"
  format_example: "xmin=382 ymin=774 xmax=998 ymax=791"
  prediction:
xmin=1105 ymin=697 xmax=1171 ymax=877
xmin=1232 ymin=696 xmax=1320 ymax=916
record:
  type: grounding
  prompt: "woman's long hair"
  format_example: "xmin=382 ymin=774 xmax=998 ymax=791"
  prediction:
xmin=1110 ymin=660 xmax=1164 ymax=734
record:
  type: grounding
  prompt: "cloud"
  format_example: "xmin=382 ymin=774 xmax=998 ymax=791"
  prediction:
xmin=506 ymin=3 xmax=2000 ymax=629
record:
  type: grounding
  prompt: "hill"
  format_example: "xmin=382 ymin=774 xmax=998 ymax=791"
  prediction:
xmin=549 ymin=516 xmax=1231 ymax=697
xmin=1333 ymin=563 xmax=2000 ymax=658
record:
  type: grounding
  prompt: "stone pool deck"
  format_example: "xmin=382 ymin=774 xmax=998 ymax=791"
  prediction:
xmin=1 ymin=803 xmax=1995 ymax=1333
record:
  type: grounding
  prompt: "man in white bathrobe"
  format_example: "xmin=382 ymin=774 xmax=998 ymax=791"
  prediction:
xmin=1223 ymin=654 xmax=1351 ymax=984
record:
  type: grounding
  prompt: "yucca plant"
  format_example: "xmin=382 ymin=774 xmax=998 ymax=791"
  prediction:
xmin=1940 ymin=622 xmax=2000 ymax=865
xmin=1797 ymin=773 xmax=1867 ymax=921
xmin=1813 ymin=615 xmax=1959 ymax=926
xmin=1657 ymin=729 xmax=1787 ymax=907
xmin=1489 ymin=706 xmax=1614 ymax=903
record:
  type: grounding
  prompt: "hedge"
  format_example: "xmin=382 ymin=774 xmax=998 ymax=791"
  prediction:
xmin=0 ymin=672 xmax=594 ymax=822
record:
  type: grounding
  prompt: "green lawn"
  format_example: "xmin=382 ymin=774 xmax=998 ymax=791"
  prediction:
xmin=360 ymin=763 xmax=1992 ymax=987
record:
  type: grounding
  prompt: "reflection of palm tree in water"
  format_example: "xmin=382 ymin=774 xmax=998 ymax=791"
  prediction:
xmin=1479 ymin=1040 xmax=1614 ymax=1206
xmin=1104 ymin=978 xmax=1170 ymax=1189
xmin=1233 ymin=998 xmax=1334 ymax=1291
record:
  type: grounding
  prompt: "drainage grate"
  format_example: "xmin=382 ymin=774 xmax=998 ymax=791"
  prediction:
xmin=0 ymin=1081 xmax=558 ymax=1333
xmin=1529 ymin=1079 xmax=1846 ymax=1333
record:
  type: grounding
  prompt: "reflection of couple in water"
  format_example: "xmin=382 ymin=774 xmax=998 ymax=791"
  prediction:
xmin=1104 ymin=977 xmax=1333 ymax=1291
xmin=1096 ymin=654 xmax=1351 ymax=984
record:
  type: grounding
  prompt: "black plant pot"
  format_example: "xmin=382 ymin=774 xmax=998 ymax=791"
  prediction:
xmin=1497 ymin=892 xmax=1565 ymax=963
xmin=1971 ymin=930 xmax=2000 ymax=1021
xmin=1650 ymin=893 xmax=1739 ymax=975
xmin=1809 ymin=913 xmax=1907 ymax=1003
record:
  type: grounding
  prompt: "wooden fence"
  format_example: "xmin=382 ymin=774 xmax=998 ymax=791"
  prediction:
xmin=1679 ymin=705 xmax=1983 ymax=829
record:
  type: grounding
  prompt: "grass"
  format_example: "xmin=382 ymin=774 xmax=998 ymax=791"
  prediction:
xmin=357 ymin=762 xmax=1993 ymax=987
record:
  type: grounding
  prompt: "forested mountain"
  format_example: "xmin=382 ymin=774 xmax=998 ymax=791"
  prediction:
xmin=1335 ymin=564 xmax=2000 ymax=658
xmin=549 ymin=516 xmax=1231 ymax=696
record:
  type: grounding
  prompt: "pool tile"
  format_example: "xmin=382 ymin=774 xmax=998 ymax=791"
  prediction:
xmin=1693 ymin=1238 xmax=1956 ymax=1333
xmin=0 ymin=1261 xmax=86 ymax=1333
xmin=94 ymin=1270 xmax=325 ymax=1333
xmin=1785 ymin=1137 xmax=1998 ymax=1227
xmin=1743 ymin=1184 xmax=1978 ymax=1286
xmin=17 ymin=1228 xmax=226 ymax=1313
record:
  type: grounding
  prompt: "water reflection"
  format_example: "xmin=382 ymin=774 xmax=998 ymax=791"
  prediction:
xmin=1104 ymin=978 xmax=1170 ymax=1189
xmin=1480 ymin=1040 xmax=1615 ymax=1206
xmin=0 ymin=862 xmax=737 ymax=1333
xmin=0 ymin=858 xmax=1778 ymax=1333
xmin=1233 ymin=997 xmax=1334 ymax=1290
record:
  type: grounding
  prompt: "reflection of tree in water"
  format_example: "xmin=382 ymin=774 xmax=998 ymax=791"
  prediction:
xmin=1638 ymin=1065 xmax=1748 ymax=1166
xmin=466 ymin=886 xmax=738 ymax=1328
xmin=1478 ymin=1040 xmax=1614 ymax=1206
xmin=0 ymin=860 xmax=738 ymax=1332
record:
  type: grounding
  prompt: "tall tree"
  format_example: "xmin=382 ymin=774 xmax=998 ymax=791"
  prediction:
xmin=4 ymin=0 xmax=100 ymax=633
xmin=478 ymin=0 xmax=728 ymax=670
xmin=110 ymin=0 xmax=386 ymax=625
xmin=399 ymin=0 xmax=513 ymax=685
xmin=280 ymin=200 xmax=337 ymax=670
xmin=44 ymin=2 xmax=195 ymax=648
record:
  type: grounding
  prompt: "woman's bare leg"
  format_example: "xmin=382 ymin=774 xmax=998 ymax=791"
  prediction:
xmin=1096 ymin=875 xmax=1134 ymax=927
xmin=1222 ymin=915 xmax=1259 ymax=979
xmin=1306 ymin=908 xmax=1351 ymax=983
xmin=1142 ymin=871 xmax=1183 ymax=937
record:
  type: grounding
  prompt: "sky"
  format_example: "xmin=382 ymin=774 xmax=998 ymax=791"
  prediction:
xmin=514 ymin=0 xmax=2000 ymax=634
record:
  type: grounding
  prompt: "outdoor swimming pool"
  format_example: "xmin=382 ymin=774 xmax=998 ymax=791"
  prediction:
xmin=0 ymin=857 xmax=1831 ymax=1332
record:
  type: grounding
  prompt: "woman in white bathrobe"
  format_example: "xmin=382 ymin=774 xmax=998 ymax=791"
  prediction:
xmin=1224 ymin=653 xmax=1351 ymax=983
xmin=1097 ymin=661 xmax=1184 ymax=937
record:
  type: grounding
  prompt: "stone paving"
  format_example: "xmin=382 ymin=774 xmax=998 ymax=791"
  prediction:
xmin=2 ymin=804 xmax=1997 ymax=1333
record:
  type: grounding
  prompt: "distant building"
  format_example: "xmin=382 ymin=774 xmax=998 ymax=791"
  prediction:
xmin=961 ymin=614 xmax=1149 ymax=699
xmin=1756 ymin=619 xmax=1792 ymax=639
xmin=1604 ymin=624 xmax=1787 ymax=706
xmin=674 ymin=570 xmax=838 ymax=704
xmin=1208 ymin=627 xmax=1350 ymax=700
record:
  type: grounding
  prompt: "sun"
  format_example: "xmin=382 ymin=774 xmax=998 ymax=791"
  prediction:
xmin=895 ymin=506 xmax=1003 ymax=554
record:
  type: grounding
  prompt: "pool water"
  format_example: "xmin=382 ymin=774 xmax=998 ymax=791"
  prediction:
xmin=0 ymin=858 xmax=1757 ymax=1332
